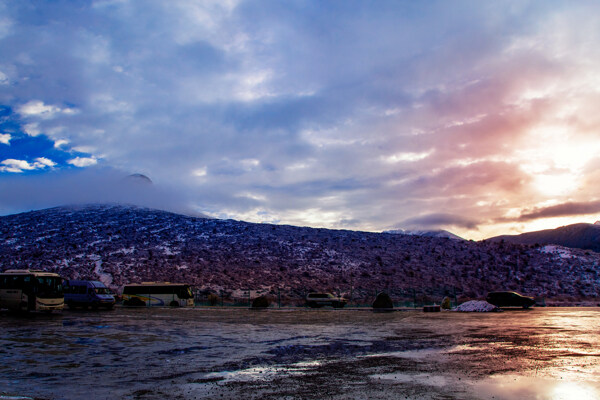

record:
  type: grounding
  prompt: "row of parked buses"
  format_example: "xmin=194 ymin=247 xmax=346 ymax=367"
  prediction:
xmin=0 ymin=269 xmax=195 ymax=313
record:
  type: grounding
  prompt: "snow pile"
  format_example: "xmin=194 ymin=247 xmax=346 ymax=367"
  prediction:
xmin=540 ymin=245 xmax=573 ymax=259
xmin=455 ymin=300 xmax=499 ymax=312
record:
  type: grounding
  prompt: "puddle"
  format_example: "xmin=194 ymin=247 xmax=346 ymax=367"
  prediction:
xmin=361 ymin=348 xmax=444 ymax=360
xmin=472 ymin=374 xmax=600 ymax=400
xmin=446 ymin=344 xmax=489 ymax=353
xmin=202 ymin=360 xmax=324 ymax=383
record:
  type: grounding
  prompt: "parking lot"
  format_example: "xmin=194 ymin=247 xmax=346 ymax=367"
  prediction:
xmin=1 ymin=307 xmax=599 ymax=399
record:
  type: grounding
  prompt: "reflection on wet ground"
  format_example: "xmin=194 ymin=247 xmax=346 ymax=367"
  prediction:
xmin=0 ymin=307 xmax=599 ymax=399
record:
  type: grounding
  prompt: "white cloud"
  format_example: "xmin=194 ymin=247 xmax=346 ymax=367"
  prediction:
xmin=18 ymin=101 xmax=78 ymax=119
xmin=68 ymin=157 xmax=98 ymax=167
xmin=53 ymin=139 xmax=70 ymax=148
xmin=0 ymin=70 xmax=8 ymax=85
xmin=18 ymin=101 xmax=60 ymax=118
xmin=0 ymin=157 xmax=56 ymax=173
xmin=0 ymin=133 xmax=11 ymax=145
xmin=240 ymin=158 xmax=260 ymax=170
xmin=23 ymin=123 xmax=41 ymax=137
xmin=382 ymin=150 xmax=434 ymax=164
xmin=34 ymin=157 xmax=57 ymax=168
xmin=71 ymin=145 xmax=98 ymax=154
xmin=192 ymin=167 xmax=207 ymax=177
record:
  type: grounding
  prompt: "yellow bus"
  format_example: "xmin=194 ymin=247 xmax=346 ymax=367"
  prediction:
xmin=0 ymin=269 xmax=64 ymax=312
xmin=122 ymin=282 xmax=194 ymax=307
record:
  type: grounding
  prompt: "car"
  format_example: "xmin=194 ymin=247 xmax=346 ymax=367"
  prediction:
xmin=305 ymin=292 xmax=347 ymax=308
xmin=486 ymin=291 xmax=536 ymax=309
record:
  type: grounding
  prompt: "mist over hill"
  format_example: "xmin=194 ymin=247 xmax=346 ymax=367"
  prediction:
xmin=1 ymin=204 xmax=599 ymax=302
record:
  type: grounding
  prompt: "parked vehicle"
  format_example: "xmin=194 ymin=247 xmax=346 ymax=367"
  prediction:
xmin=486 ymin=291 xmax=536 ymax=309
xmin=122 ymin=282 xmax=194 ymax=307
xmin=64 ymin=280 xmax=116 ymax=310
xmin=0 ymin=269 xmax=64 ymax=313
xmin=305 ymin=292 xmax=347 ymax=308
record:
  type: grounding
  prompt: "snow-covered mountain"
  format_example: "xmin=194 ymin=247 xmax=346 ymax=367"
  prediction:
xmin=1 ymin=204 xmax=599 ymax=302
xmin=384 ymin=229 xmax=464 ymax=240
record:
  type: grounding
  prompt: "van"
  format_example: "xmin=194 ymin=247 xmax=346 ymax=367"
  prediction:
xmin=64 ymin=280 xmax=116 ymax=310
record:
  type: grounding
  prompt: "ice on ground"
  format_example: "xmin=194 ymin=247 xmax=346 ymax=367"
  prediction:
xmin=454 ymin=300 xmax=499 ymax=312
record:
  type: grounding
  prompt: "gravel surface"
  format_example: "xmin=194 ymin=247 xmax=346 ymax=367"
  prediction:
xmin=1 ymin=307 xmax=599 ymax=399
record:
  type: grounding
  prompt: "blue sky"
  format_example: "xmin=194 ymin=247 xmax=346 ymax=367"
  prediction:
xmin=1 ymin=0 xmax=600 ymax=239
xmin=0 ymin=105 xmax=97 ymax=173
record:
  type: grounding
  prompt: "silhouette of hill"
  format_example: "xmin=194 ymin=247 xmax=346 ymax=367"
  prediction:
xmin=488 ymin=223 xmax=600 ymax=253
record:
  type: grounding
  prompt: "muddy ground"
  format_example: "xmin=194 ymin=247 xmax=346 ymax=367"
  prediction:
xmin=1 ymin=307 xmax=599 ymax=399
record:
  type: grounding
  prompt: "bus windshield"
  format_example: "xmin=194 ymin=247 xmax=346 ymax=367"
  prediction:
xmin=35 ymin=276 xmax=63 ymax=298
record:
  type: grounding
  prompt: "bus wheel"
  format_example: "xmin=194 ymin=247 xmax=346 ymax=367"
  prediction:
xmin=19 ymin=302 xmax=29 ymax=313
xmin=169 ymin=301 xmax=179 ymax=307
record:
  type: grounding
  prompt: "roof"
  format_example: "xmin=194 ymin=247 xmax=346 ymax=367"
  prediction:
xmin=1 ymin=269 xmax=61 ymax=277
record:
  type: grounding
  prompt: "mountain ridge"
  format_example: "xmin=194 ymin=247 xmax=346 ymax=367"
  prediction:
xmin=1 ymin=204 xmax=599 ymax=302
xmin=487 ymin=222 xmax=600 ymax=253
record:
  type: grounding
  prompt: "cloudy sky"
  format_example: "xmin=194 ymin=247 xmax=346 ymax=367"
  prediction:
xmin=1 ymin=0 xmax=600 ymax=240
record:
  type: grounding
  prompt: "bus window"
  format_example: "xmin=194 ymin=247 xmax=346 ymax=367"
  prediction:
xmin=35 ymin=277 xmax=63 ymax=298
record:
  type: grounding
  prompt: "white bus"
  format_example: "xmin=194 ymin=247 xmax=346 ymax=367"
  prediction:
xmin=0 ymin=269 xmax=64 ymax=312
xmin=122 ymin=282 xmax=194 ymax=307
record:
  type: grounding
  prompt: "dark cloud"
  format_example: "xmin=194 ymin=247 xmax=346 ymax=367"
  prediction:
xmin=518 ymin=201 xmax=600 ymax=221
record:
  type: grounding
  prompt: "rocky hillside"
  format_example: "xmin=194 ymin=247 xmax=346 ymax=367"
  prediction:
xmin=488 ymin=223 xmax=600 ymax=253
xmin=1 ymin=204 xmax=599 ymax=303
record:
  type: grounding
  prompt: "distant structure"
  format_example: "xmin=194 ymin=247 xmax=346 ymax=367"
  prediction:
xmin=126 ymin=173 xmax=153 ymax=185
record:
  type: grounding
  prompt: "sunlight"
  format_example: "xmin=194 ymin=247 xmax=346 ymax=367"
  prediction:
xmin=517 ymin=123 xmax=600 ymax=198
xmin=552 ymin=381 xmax=599 ymax=400
xmin=532 ymin=173 xmax=579 ymax=196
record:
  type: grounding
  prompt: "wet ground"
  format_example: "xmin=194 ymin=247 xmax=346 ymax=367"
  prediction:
xmin=1 ymin=307 xmax=599 ymax=399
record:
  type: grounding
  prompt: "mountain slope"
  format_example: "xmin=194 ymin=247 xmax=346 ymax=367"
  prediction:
xmin=1 ymin=204 xmax=599 ymax=302
xmin=487 ymin=223 xmax=600 ymax=252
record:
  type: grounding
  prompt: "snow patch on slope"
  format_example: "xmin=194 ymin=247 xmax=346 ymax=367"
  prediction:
xmin=540 ymin=245 xmax=574 ymax=259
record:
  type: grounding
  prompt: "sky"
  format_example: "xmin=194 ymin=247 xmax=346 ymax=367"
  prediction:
xmin=1 ymin=0 xmax=600 ymax=240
